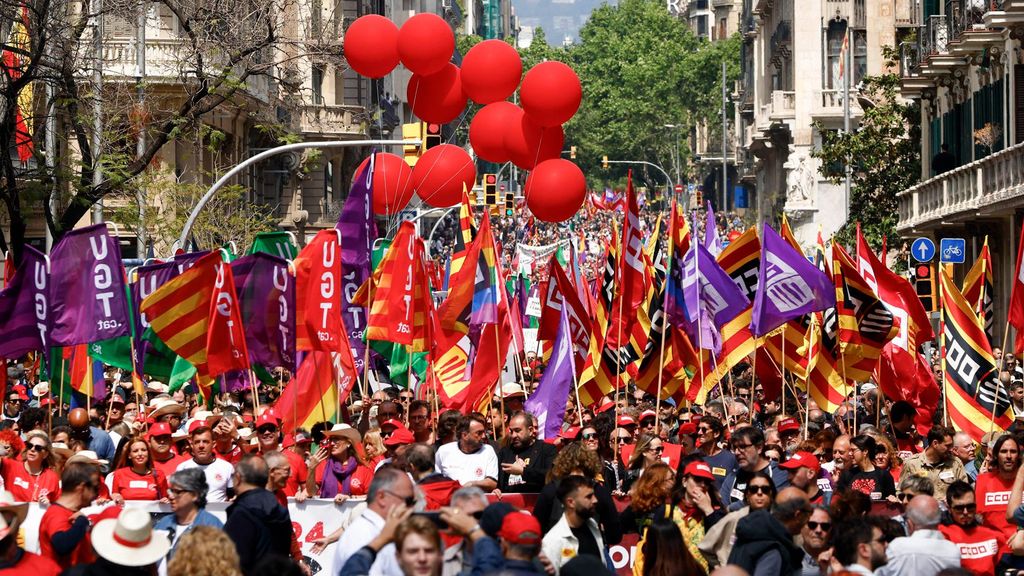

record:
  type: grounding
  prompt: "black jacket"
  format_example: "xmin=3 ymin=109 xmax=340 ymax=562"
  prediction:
xmin=497 ymin=439 xmax=557 ymax=493
xmin=60 ymin=557 xmax=151 ymax=576
xmin=726 ymin=510 xmax=804 ymax=576
xmin=224 ymin=487 xmax=294 ymax=575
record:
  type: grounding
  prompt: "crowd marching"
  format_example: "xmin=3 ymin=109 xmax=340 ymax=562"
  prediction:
xmin=1 ymin=175 xmax=1020 ymax=576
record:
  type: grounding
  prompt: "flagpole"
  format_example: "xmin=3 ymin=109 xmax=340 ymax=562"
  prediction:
xmin=59 ymin=352 xmax=65 ymax=418
xmin=781 ymin=327 xmax=787 ymax=418
xmin=494 ymin=326 xmax=506 ymax=439
xmin=655 ymin=202 xmax=676 ymax=436
xmin=940 ymin=272 xmax=950 ymax=428
xmin=803 ymin=316 xmax=815 ymax=440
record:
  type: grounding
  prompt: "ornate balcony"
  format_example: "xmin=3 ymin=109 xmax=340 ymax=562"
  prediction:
xmin=299 ymin=104 xmax=369 ymax=138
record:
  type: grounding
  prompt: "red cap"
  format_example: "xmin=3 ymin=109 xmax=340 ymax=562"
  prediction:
xmin=384 ymin=427 xmax=414 ymax=447
xmin=778 ymin=417 xmax=800 ymax=434
xmin=640 ymin=410 xmax=657 ymax=423
xmin=779 ymin=451 xmax=820 ymax=473
xmin=559 ymin=426 xmax=581 ymax=441
xmin=379 ymin=418 xmax=404 ymax=430
xmin=596 ymin=401 xmax=616 ymax=414
xmin=678 ymin=422 xmax=698 ymax=436
xmin=39 ymin=398 xmax=55 ymax=407
xmin=683 ymin=460 xmax=715 ymax=481
xmin=255 ymin=413 xmax=280 ymax=430
xmin=616 ymin=415 xmax=637 ymax=427
xmin=147 ymin=422 xmax=173 ymax=438
xmin=188 ymin=419 xmax=211 ymax=435
xmin=498 ymin=511 xmax=542 ymax=546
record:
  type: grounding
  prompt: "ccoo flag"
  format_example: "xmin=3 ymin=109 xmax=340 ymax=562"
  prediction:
xmin=0 ymin=246 xmax=49 ymax=359
xmin=751 ymin=224 xmax=835 ymax=337
xmin=49 ymin=224 xmax=131 ymax=346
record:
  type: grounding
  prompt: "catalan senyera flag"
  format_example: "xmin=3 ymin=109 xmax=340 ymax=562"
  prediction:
xmin=962 ymin=238 xmax=994 ymax=342
xmin=276 ymin=350 xmax=337 ymax=433
xmin=577 ymin=240 xmax=619 ymax=407
xmin=366 ymin=222 xmax=433 ymax=352
xmin=801 ymin=312 xmax=847 ymax=413
xmin=831 ymin=242 xmax=897 ymax=381
xmin=940 ymin=269 xmax=1013 ymax=438
xmin=140 ymin=251 xmax=224 ymax=403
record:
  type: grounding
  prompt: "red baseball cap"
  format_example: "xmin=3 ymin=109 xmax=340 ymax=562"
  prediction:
xmin=254 ymin=413 xmax=280 ymax=430
xmin=678 ymin=422 xmax=698 ymax=436
xmin=778 ymin=417 xmax=800 ymax=434
xmin=639 ymin=410 xmax=657 ymax=423
xmin=379 ymin=418 xmax=404 ymax=430
xmin=617 ymin=415 xmax=637 ymax=427
xmin=147 ymin=422 xmax=173 ymax=439
xmin=779 ymin=451 xmax=820 ymax=474
xmin=498 ymin=511 xmax=542 ymax=546
xmin=384 ymin=427 xmax=415 ymax=447
xmin=683 ymin=460 xmax=715 ymax=481
xmin=559 ymin=426 xmax=581 ymax=441
xmin=188 ymin=419 xmax=211 ymax=435
xmin=596 ymin=401 xmax=616 ymax=414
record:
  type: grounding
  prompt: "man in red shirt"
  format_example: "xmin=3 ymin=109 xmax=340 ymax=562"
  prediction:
xmin=255 ymin=413 xmax=308 ymax=500
xmin=0 ymin=489 xmax=59 ymax=575
xmin=38 ymin=461 xmax=101 ymax=570
xmin=210 ymin=412 xmax=244 ymax=464
xmin=940 ymin=480 xmax=1006 ymax=576
xmin=148 ymin=422 xmax=188 ymax=478
xmin=976 ymin=434 xmax=1019 ymax=538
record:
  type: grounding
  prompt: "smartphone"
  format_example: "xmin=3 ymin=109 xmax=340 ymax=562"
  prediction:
xmin=412 ymin=511 xmax=449 ymax=530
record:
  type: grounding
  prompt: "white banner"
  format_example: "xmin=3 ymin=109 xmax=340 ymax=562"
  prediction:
xmin=19 ymin=497 xmax=362 ymax=575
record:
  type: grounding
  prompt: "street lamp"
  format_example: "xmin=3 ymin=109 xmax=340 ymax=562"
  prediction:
xmin=663 ymin=124 xmax=682 ymax=195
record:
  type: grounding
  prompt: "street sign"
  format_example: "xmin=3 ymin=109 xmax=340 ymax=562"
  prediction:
xmin=940 ymin=238 xmax=966 ymax=264
xmin=674 ymin=184 xmax=683 ymax=193
xmin=911 ymin=237 xmax=935 ymax=262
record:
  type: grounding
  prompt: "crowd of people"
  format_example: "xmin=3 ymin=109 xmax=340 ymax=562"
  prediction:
xmin=0 ymin=346 xmax=1023 ymax=576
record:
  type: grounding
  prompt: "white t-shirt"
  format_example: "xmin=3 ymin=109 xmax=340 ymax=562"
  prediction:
xmin=434 ymin=442 xmax=499 ymax=485
xmin=175 ymin=457 xmax=235 ymax=502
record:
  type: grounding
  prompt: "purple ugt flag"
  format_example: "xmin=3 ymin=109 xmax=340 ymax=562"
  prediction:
xmin=524 ymin=306 xmax=574 ymax=440
xmin=231 ymin=252 xmax=296 ymax=372
xmin=704 ymin=201 xmax=723 ymax=257
xmin=49 ymin=224 xmax=131 ymax=346
xmin=750 ymin=224 xmax=835 ymax=337
xmin=671 ymin=242 xmax=749 ymax=353
xmin=0 ymin=246 xmax=49 ymax=358
xmin=336 ymin=160 xmax=376 ymax=375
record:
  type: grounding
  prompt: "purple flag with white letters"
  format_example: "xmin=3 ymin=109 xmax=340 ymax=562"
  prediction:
xmin=336 ymin=160 xmax=376 ymax=375
xmin=704 ymin=201 xmax=723 ymax=257
xmin=750 ymin=224 xmax=835 ymax=337
xmin=669 ymin=241 xmax=749 ymax=354
xmin=231 ymin=252 xmax=296 ymax=371
xmin=0 ymin=246 xmax=49 ymax=358
xmin=49 ymin=224 xmax=131 ymax=346
xmin=524 ymin=306 xmax=575 ymax=439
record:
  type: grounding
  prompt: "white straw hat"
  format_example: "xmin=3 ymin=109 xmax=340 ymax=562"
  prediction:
xmin=90 ymin=507 xmax=170 ymax=566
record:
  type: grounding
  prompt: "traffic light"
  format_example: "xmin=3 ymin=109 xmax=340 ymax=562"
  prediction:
xmin=913 ymin=262 xmax=936 ymax=312
xmin=423 ymin=123 xmax=442 ymax=151
xmin=402 ymin=122 xmax=423 ymax=167
xmin=483 ymin=174 xmax=497 ymax=205
xmin=601 ymin=155 xmax=609 ymax=169
xmin=504 ymin=191 xmax=514 ymax=216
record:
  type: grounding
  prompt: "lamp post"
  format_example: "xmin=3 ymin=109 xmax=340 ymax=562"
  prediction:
xmin=663 ymin=124 xmax=682 ymax=198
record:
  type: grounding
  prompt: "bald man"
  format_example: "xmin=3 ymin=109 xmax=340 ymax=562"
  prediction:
xmin=876 ymin=495 xmax=960 ymax=576
xmin=727 ymin=487 xmax=810 ymax=576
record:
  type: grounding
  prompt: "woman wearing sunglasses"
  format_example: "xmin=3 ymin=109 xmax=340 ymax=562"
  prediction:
xmin=0 ymin=430 xmax=59 ymax=503
xmin=623 ymin=434 xmax=663 ymax=493
xmin=698 ymin=470 xmax=776 ymax=568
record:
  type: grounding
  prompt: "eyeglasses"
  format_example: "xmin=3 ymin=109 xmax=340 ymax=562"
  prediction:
xmin=616 ymin=437 xmax=633 ymax=445
xmin=951 ymin=503 xmax=977 ymax=513
xmin=385 ymin=490 xmax=417 ymax=507
xmin=6 ymin=398 xmax=21 ymax=404
xmin=167 ymin=488 xmax=193 ymax=498
xmin=581 ymin=432 xmax=598 ymax=441
xmin=26 ymin=443 xmax=47 ymax=452
xmin=807 ymin=521 xmax=831 ymax=531
xmin=647 ymin=446 xmax=663 ymax=454
xmin=732 ymin=443 xmax=754 ymax=451
xmin=896 ymin=493 xmax=914 ymax=503
xmin=381 ymin=430 xmax=394 ymax=438
xmin=698 ymin=426 xmax=713 ymax=434
xmin=746 ymin=485 xmax=772 ymax=495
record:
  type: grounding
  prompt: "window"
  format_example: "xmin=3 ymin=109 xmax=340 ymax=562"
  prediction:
xmin=324 ymin=160 xmax=334 ymax=202
xmin=312 ymin=66 xmax=324 ymax=105
xmin=696 ymin=15 xmax=708 ymax=37
xmin=825 ymin=20 xmax=865 ymax=90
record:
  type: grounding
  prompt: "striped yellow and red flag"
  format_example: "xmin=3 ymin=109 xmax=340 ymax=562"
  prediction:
xmin=802 ymin=312 xmax=847 ymax=413
xmin=276 ymin=350 xmax=337 ymax=432
xmin=577 ymin=239 xmax=620 ymax=407
xmin=962 ymin=238 xmax=994 ymax=341
xmin=832 ymin=242 xmax=897 ymax=382
xmin=366 ymin=222 xmax=433 ymax=352
xmin=940 ymin=269 xmax=1013 ymax=438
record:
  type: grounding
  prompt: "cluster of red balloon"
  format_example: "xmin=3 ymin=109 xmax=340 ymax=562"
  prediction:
xmin=343 ymin=13 xmax=586 ymax=222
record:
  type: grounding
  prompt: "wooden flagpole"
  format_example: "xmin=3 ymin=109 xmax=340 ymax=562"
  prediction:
xmin=781 ymin=327 xmax=787 ymax=418
xmin=803 ymin=316 xmax=815 ymax=440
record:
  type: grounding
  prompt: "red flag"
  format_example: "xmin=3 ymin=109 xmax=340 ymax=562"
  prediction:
xmin=1010 ymin=221 xmax=1024 ymax=352
xmin=277 ymin=351 xmax=337 ymax=433
xmin=367 ymin=222 xmax=433 ymax=351
xmin=206 ymin=259 xmax=250 ymax=376
xmin=874 ymin=343 xmax=939 ymax=437
xmin=605 ymin=172 xmax=650 ymax=349
xmin=295 ymin=230 xmax=345 ymax=352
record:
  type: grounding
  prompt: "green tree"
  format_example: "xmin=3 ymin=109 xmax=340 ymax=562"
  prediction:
xmin=812 ymin=55 xmax=920 ymax=250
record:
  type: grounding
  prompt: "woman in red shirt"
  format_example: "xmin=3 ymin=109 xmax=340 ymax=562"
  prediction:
xmin=107 ymin=436 xmax=168 ymax=503
xmin=1 ymin=430 xmax=59 ymax=503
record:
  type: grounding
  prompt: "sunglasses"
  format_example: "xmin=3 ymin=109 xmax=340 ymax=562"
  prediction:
xmin=26 ymin=443 xmax=47 ymax=452
xmin=732 ymin=443 xmax=755 ymax=450
xmin=951 ymin=503 xmax=977 ymax=513
xmin=807 ymin=521 xmax=831 ymax=531
xmin=647 ymin=446 xmax=664 ymax=454
xmin=581 ymin=432 xmax=598 ymax=440
xmin=616 ymin=437 xmax=633 ymax=444
xmin=698 ymin=426 xmax=713 ymax=434
xmin=896 ymin=493 xmax=914 ymax=503
xmin=167 ymin=488 xmax=193 ymax=498
xmin=746 ymin=485 xmax=772 ymax=495
xmin=386 ymin=490 xmax=417 ymax=507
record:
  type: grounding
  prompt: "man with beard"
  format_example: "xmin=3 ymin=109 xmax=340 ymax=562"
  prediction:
xmin=720 ymin=426 xmax=789 ymax=510
xmin=799 ymin=506 xmax=832 ymax=576
xmin=696 ymin=416 xmax=736 ymax=490
xmin=435 ymin=414 xmax=499 ymax=491
xmin=877 ymin=495 xmax=960 ymax=576
xmin=497 ymin=412 xmax=557 ymax=493
xmin=541 ymin=476 xmax=612 ymax=573
xmin=832 ymin=518 xmax=888 ymax=575
xmin=901 ymin=425 xmax=966 ymax=501
xmin=821 ymin=435 xmax=851 ymax=478
xmin=939 ymin=481 xmax=1006 ymax=576
xmin=976 ymin=434 xmax=1019 ymax=538
xmin=780 ymin=451 xmax=826 ymax=505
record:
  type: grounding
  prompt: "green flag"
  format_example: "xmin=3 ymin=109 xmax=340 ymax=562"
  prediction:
xmin=248 ymin=231 xmax=298 ymax=259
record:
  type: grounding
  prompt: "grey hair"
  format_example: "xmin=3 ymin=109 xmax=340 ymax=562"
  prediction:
xmin=264 ymin=450 xmax=289 ymax=471
xmin=169 ymin=467 xmax=209 ymax=508
xmin=906 ymin=501 xmax=942 ymax=528
xmin=451 ymin=486 xmax=488 ymax=508
xmin=898 ymin=474 xmax=934 ymax=496
xmin=367 ymin=466 xmax=406 ymax=504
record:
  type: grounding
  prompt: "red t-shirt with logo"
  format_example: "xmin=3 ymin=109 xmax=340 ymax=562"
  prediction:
xmin=1 ymin=459 xmax=59 ymax=502
xmin=215 ymin=444 xmax=244 ymax=465
xmin=152 ymin=453 xmax=189 ymax=480
xmin=282 ymin=449 xmax=308 ymax=497
xmin=895 ymin=436 xmax=922 ymax=461
xmin=38 ymin=504 xmax=94 ymax=570
xmin=938 ymin=523 xmax=1007 ymax=576
xmin=110 ymin=467 xmax=168 ymax=500
xmin=313 ymin=461 xmax=374 ymax=496
xmin=975 ymin=471 xmax=1015 ymax=538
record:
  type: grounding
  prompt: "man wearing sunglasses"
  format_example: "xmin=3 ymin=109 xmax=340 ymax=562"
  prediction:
xmin=2 ymin=392 xmax=23 ymax=424
xmin=696 ymin=416 xmax=735 ymax=491
xmin=939 ymin=480 xmax=1005 ymax=576
xmin=800 ymin=506 xmax=832 ymax=575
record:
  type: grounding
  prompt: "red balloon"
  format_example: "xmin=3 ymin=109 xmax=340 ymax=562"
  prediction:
xmin=520 ymin=61 xmax=582 ymax=127
xmin=469 ymin=101 xmax=517 ymax=163
xmin=398 ymin=13 xmax=454 ymax=76
xmin=506 ymin=107 xmax=564 ymax=170
xmin=344 ymin=15 xmax=400 ymax=78
xmin=461 ymin=40 xmax=523 ymax=105
xmin=357 ymin=153 xmax=414 ymax=215
xmin=525 ymin=159 xmax=586 ymax=223
xmin=411 ymin=144 xmax=476 ymax=208
xmin=407 ymin=64 xmax=467 ymax=124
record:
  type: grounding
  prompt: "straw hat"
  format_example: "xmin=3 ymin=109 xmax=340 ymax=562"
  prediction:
xmin=31 ymin=382 xmax=49 ymax=398
xmin=91 ymin=508 xmax=170 ymax=567
xmin=149 ymin=399 xmax=186 ymax=419
xmin=0 ymin=490 xmax=28 ymax=539
xmin=65 ymin=450 xmax=109 ymax=467
xmin=323 ymin=423 xmax=362 ymax=444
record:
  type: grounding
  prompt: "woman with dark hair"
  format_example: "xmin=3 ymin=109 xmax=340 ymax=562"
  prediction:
xmin=834 ymin=434 xmax=896 ymax=500
xmin=531 ymin=442 xmax=622 ymax=544
xmin=307 ymin=424 xmax=370 ymax=498
xmin=698 ymin=470 xmax=776 ymax=568
xmin=640 ymin=518 xmax=708 ymax=576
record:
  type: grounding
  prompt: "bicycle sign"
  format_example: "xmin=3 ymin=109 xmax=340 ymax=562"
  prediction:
xmin=940 ymin=238 xmax=966 ymax=264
